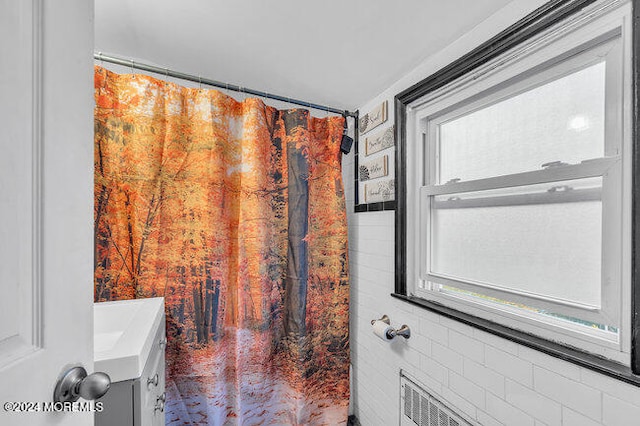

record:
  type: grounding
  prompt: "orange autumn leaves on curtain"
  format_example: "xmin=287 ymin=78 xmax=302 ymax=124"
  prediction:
xmin=94 ymin=66 xmax=349 ymax=424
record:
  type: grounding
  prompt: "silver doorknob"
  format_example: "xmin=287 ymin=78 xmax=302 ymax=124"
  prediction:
xmin=53 ymin=366 xmax=111 ymax=402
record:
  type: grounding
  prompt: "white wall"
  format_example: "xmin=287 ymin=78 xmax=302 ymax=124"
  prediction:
xmin=346 ymin=1 xmax=640 ymax=425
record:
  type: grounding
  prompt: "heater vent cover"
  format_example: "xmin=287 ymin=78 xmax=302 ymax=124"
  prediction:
xmin=400 ymin=371 xmax=475 ymax=426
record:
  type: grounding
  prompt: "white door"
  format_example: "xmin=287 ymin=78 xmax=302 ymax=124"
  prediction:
xmin=0 ymin=1 xmax=95 ymax=425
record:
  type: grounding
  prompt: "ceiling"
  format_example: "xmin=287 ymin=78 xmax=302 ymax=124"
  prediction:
xmin=95 ymin=0 xmax=514 ymax=111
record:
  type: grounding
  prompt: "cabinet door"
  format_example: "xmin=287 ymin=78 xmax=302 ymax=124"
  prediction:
xmin=96 ymin=381 xmax=135 ymax=426
xmin=137 ymin=322 xmax=166 ymax=426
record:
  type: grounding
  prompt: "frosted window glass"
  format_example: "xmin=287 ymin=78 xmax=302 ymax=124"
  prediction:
xmin=430 ymin=177 xmax=602 ymax=307
xmin=438 ymin=62 xmax=606 ymax=183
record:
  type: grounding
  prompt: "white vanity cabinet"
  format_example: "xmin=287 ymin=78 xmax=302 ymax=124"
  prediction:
xmin=137 ymin=321 xmax=166 ymax=425
xmin=94 ymin=298 xmax=166 ymax=426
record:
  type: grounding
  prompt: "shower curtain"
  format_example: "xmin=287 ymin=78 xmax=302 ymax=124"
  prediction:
xmin=94 ymin=66 xmax=350 ymax=425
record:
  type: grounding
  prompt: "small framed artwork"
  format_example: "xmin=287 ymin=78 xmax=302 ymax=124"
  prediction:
xmin=364 ymin=179 xmax=395 ymax=203
xmin=359 ymin=155 xmax=388 ymax=181
xmin=365 ymin=126 xmax=394 ymax=156
xmin=359 ymin=101 xmax=387 ymax=135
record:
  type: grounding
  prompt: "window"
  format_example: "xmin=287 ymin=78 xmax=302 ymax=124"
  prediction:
xmin=398 ymin=0 xmax=634 ymax=366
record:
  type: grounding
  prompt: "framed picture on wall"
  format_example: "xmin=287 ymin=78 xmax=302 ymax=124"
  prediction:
xmin=354 ymin=105 xmax=395 ymax=213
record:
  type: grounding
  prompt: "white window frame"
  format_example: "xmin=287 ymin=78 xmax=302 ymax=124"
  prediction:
xmin=404 ymin=1 xmax=632 ymax=363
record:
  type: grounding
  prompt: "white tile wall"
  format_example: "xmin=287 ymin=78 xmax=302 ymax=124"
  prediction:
xmin=485 ymin=346 xmax=533 ymax=388
xmin=562 ymin=408 xmax=602 ymax=426
xmin=602 ymin=395 xmax=640 ymax=426
xmin=505 ymin=379 xmax=561 ymax=426
xmin=346 ymin=1 xmax=640 ymax=424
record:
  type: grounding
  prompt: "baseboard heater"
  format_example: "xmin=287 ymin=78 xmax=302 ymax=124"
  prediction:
xmin=400 ymin=370 xmax=475 ymax=426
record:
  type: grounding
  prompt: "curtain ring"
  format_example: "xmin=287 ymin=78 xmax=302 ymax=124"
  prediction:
xmin=198 ymin=76 xmax=202 ymax=89
xmin=130 ymin=60 xmax=135 ymax=74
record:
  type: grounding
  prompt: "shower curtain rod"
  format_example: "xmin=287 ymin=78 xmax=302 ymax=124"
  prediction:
xmin=94 ymin=52 xmax=357 ymax=118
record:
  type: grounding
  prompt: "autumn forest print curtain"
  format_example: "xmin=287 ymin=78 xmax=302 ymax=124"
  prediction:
xmin=94 ymin=66 xmax=350 ymax=425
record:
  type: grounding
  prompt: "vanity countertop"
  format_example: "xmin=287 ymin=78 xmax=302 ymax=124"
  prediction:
xmin=94 ymin=297 xmax=165 ymax=383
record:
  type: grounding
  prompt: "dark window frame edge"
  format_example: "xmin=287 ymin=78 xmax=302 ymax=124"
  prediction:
xmin=394 ymin=0 xmax=640 ymax=380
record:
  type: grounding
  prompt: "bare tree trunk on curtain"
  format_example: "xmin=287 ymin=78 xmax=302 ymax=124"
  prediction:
xmin=282 ymin=110 xmax=309 ymax=337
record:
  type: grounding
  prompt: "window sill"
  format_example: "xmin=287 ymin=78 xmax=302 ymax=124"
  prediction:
xmin=390 ymin=292 xmax=640 ymax=387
